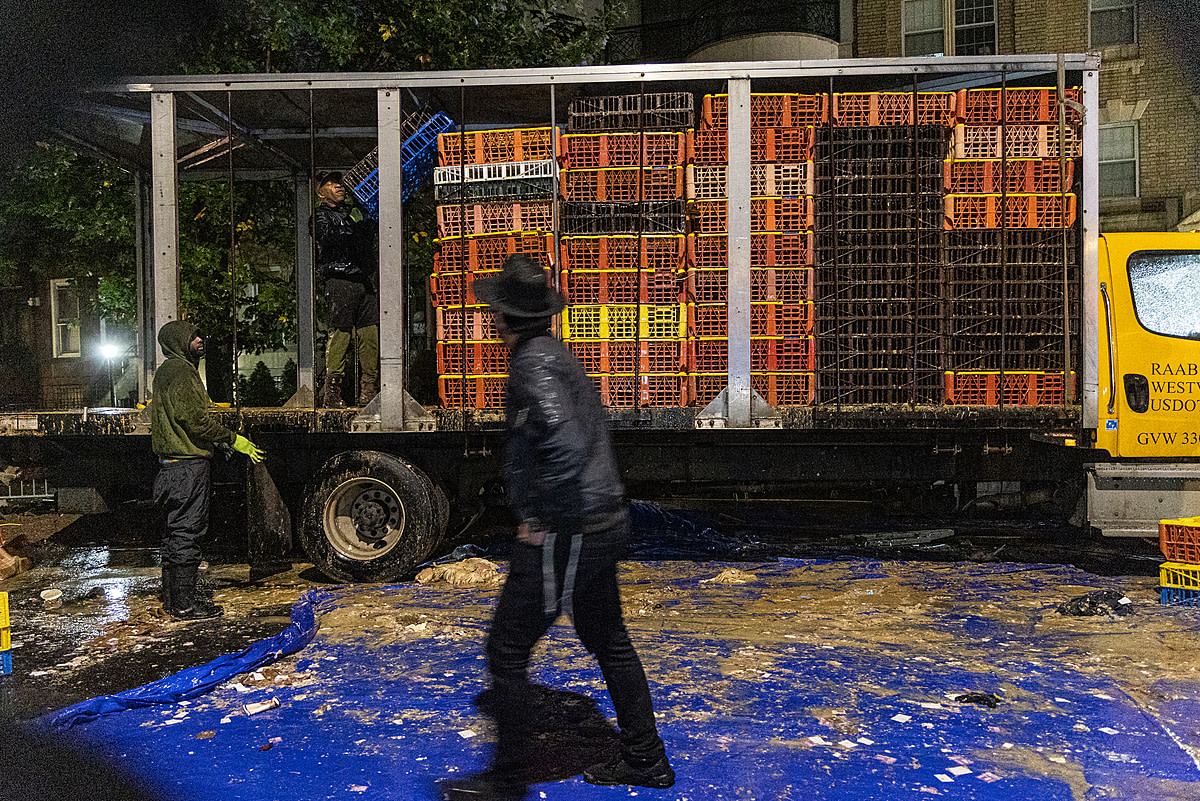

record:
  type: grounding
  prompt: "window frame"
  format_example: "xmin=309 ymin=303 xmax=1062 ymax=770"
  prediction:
xmin=1089 ymin=0 xmax=1137 ymax=49
xmin=901 ymin=0 xmax=997 ymax=58
xmin=1098 ymin=121 xmax=1140 ymax=199
xmin=1127 ymin=250 xmax=1200 ymax=341
xmin=953 ymin=0 xmax=997 ymax=56
xmin=902 ymin=0 xmax=947 ymax=57
xmin=49 ymin=278 xmax=82 ymax=359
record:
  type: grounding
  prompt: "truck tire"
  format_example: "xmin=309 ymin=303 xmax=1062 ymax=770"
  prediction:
xmin=301 ymin=450 xmax=442 ymax=582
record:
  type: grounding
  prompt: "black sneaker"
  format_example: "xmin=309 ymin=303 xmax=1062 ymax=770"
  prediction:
xmin=583 ymin=753 xmax=675 ymax=789
xmin=439 ymin=771 xmax=527 ymax=801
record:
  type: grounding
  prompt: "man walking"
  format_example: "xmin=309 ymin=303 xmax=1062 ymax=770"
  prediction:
xmin=314 ymin=170 xmax=379 ymax=407
xmin=440 ymin=255 xmax=673 ymax=801
xmin=151 ymin=320 xmax=264 ymax=620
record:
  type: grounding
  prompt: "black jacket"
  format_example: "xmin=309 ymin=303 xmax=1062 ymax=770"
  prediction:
xmin=315 ymin=203 xmax=374 ymax=284
xmin=503 ymin=334 xmax=624 ymax=535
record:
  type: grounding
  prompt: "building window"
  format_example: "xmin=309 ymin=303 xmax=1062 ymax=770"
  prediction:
xmin=1099 ymin=123 xmax=1138 ymax=198
xmin=50 ymin=278 xmax=81 ymax=358
xmin=903 ymin=0 xmax=995 ymax=57
xmin=1091 ymin=0 xmax=1136 ymax=48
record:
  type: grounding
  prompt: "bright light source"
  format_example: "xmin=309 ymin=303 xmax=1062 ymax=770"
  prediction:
xmin=99 ymin=343 xmax=120 ymax=360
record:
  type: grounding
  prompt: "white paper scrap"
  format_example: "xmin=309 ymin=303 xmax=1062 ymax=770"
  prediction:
xmin=891 ymin=714 xmax=912 ymax=723
xmin=977 ymin=772 xmax=1002 ymax=783
xmin=457 ymin=729 xmax=477 ymax=739
xmin=220 ymin=717 xmax=232 ymax=724
xmin=919 ymin=702 xmax=943 ymax=709
xmin=1094 ymin=693 xmax=1115 ymax=700
xmin=857 ymin=737 xmax=875 ymax=745
xmin=1099 ymin=727 xmax=1119 ymax=735
xmin=875 ymin=754 xmax=897 ymax=765
xmin=808 ymin=736 xmax=832 ymax=745
xmin=1054 ymin=697 xmax=1069 ymax=703
xmin=1002 ymin=743 xmax=1014 ymax=749
xmin=1048 ymin=756 xmax=1067 ymax=764
xmin=948 ymin=766 xmax=972 ymax=776
xmin=935 ymin=774 xmax=954 ymax=783
xmin=839 ymin=740 xmax=858 ymax=748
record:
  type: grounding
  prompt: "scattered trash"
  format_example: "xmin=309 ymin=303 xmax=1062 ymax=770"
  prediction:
xmin=259 ymin=742 xmax=273 ymax=751
xmin=243 ymin=697 xmax=280 ymax=716
xmin=701 ymin=568 xmax=757 ymax=585
xmin=416 ymin=558 xmax=500 ymax=587
xmin=1099 ymin=726 xmax=1120 ymax=734
xmin=195 ymin=731 xmax=216 ymax=740
xmin=947 ymin=766 xmax=972 ymax=776
xmin=415 ymin=544 xmax=489 ymax=572
xmin=891 ymin=714 xmax=911 ymax=723
xmin=457 ymin=729 xmax=476 ymax=739
xmin=269 ymin=737 xmax=282 ymax=744
xmin=977 ymin=772 xmax=1002 ymax=783
xmin=874 ymin=754 xmax=897 ymax=765
xmin=1056 ymin=590 xmax=1134 ymax=617
xmin=954 ymin=692 xmax=1001 ymax=708
xmin=40 ymin=589 xmax=62 ymax=610
xmin=220 ymin=717 xmax=232 ymax=725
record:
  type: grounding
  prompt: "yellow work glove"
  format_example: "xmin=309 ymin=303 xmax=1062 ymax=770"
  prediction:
xmin=233 ymin=435 xmax=265 ymax=464
xmin=349 ymin=206 xmax=364 ymax=224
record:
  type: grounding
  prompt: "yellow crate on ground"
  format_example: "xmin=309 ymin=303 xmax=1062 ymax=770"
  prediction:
xmin=563 ymin=304 xmax=687 ymax=340
xmin=0 ymin=590 xmax=8 ymax=625
xmin=1160 ymin=561 xmax=1200 ymax=590
xmin=1 ymin=628 xmax=9 ymax=650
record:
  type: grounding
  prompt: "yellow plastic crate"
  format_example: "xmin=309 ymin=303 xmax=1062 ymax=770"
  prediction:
xmin=1 ymin=627 xmax=9 ymax=650
xmin=563 ymin=304 xmax=686 ymax=341
xmin=0 ymin=591 xmax=7 ymax=626
xmin=1159 ymin=561 xmax=1200 ymax=590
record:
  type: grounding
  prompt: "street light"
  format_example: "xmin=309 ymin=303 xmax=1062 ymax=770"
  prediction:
xmin=100 ymin=342 xmax=120 ymax=406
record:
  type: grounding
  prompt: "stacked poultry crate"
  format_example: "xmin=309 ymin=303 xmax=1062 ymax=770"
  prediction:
xmin=942 ymin=87 xmax=1082 ymax=406
xmin=814 ymin=91 xmax=958 ymax=406
xmin=1158 ymin=517 xmax=1200 ymax=606
xmin=559 ymin=93 xmax=692 ymax=407
xmin=344 ymin=111 xmax=455 ymax=219
xmin=688 ymin=93 xmax=823 ymax=407
xmin=431 ymin=125 xmax=557 ymax=408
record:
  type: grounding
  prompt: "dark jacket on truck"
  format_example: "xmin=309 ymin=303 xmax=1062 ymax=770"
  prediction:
xmin=151 ymin=320 xmax=236 ymax=458
xmin=502 ymin=333 xmax=625 ymax=535
xmin=314 ymin=203 xmax=374 ymax=285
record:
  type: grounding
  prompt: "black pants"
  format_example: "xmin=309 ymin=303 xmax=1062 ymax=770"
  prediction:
xmin=324 ymin=277 xmax=379 ymax=330
xmin=485 ymin=509 xmax=666 ymax=780
xmin=153 ymin=458 xmax=211 ymax=569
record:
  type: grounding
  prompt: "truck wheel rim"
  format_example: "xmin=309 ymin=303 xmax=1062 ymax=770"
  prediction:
xmin=324 ymin=477 xmax=406 ymax=561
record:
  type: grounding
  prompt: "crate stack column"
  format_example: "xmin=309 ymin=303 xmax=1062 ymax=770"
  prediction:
xmin=689 ymin=93 xmax=822 ymax=408
xmin=1158 ymin=517 xmax=1200 ymax=606
xmin=432 ymin=126 xmax=557 ymax=409
xmin=560 ymin=93 xmax=693 ymax=408
xmin=1 ymin=591 xmax=10 ymax=675
xmin=943 ymin=87 xmax=1083 ymax=407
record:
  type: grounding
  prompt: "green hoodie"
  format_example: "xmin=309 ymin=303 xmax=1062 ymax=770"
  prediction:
xmin=150 ymin=320 xmax=236 ymax=458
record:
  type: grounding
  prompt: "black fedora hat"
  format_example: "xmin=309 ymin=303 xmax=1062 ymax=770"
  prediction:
xmin=315 ymin=170 xmax=344 ymax=187
xmin=473 ymin=254 xmax=565 ymax=318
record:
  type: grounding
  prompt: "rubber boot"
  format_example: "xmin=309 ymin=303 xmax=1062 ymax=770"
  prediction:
xmin=322 ymin=374 xmax=346 ymax=409
xmin=168 ymin=564 xmax=223 ymax=620
xmin=357 ymin=375 xmax=379 ymax=407
xmin=356 ymin=324 xmax=380 ymax=406
xmin=159 ymin=564 xmax=174 ymax=609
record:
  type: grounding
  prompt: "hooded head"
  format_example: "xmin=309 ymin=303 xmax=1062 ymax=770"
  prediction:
xmin=158 ymin=320 xmax=200 ymax=365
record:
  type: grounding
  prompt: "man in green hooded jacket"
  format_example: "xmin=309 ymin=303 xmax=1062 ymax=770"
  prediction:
xmin=151 ymin=320 xmax=264 ymax=620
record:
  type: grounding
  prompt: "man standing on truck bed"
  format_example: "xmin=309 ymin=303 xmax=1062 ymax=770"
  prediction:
xmin=151 ymin=320 xmax=264 ymax=620
xmin=440 ymin=255 xmax=673 ymax=801
xmin=314 ymin=170 xmax=379 ymax=408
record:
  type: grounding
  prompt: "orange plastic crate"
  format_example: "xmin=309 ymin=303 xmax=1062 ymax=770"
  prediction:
xmin=944 ymin=159 xmax=1075 ymax=195
xmin=943 ymin=371 xmax=1073 ymax=406
xmin=691 ymin=267 xmax=815 ymax=304
xmin=591 ymin=374 xmax=689 ymax=408
xmin=438 ymin=375 xmax=507 ymax=408
xmin=702 ymin=94 xmax=828 ymax=129
xmin=752 ymin=373 xmax=816 ymax=406
xmin=689 ymin=126 xmax=816 ymax=165
xmin=435 ymin=202 xmax=553 ymax=238
xmin=436 ymin=341 xmax=509 ymax=375
xmin=832 ymin=92 xmax=957 ymax=127
xmin=433 ymin=233 xmax=554 ymax=273
xmin=944 ymin=194 xmax=1077 ymax=229
xmin=561 ymin=167 xmax=685 ymax=202
xmin=435 ymin=306 xmax=498 ymax=340
xmin=686 ymin=164 xmax=815 ymax=200
xmin=560 ymin=235 xmax=686 ymax=272
xmin=562 ymin=269 xmax=688 ymax=305
xmin=569 ymin=341 xmax=689 ymax=374
xmin=1160 ymin=517 xmax=1200 ymax=563
xmin=559 ymin=131 xmax=687 ymax=169
xmin=689 ymin=302 xmax=814 ymax=338
xmin=688 ymin=232 xmax=815 ymax=270
xmin=952 ymin=124 xmax=1082 ymax=159
xmin=438 ymin=127 xmax=555 ymax=166
xmin=690 ymin=197 xmax=815 ymax=234
xmin=957 ymin=87 xmax=1084 ymax=125
xmin=689 ymin=337 xmax=817 ymax=372
xmin=430 ymin=270 xmax=495 ymax=307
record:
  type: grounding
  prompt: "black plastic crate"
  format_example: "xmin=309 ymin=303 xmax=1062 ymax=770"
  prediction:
xmin=560 ymin=200 xmax=686 ymax=234
xmin=433 ymin=177 xmax=555 ymax=203
xmin=568 ymin=93 xmax=694 ymax=132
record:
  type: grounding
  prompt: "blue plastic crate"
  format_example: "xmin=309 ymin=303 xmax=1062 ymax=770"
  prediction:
xmin=1160 ymin=586 xmax=1200 ymax=606
xmin=349 ymin=112 xmax=456 ymax=219
xmin=1 ymin=649 xmax=11 ymax=675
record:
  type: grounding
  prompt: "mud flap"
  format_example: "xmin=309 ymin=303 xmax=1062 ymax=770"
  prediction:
xmin=247 ymin=461 xmax=292 ymax=581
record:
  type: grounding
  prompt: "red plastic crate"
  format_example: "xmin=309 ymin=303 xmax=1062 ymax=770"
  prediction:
xmin=591 ymin=374 xmax=689 ymax=408
xmin=569 ymin=341 xmax=689 ymax=374
xmin=690 ymin=197 xmax=815 ymax=234
xmin=435 ymin=201 xmax=553 ymax=238
xmin=1160 ymin=517 xmax=1200 ymax=563
xmin=559 ymin=131 xmax=687 ymax=169
xmin=562 ymin=269 xmax=688 ymax=305
xmin=832 ymin=92 xmax=957 ymax=127
xmin=957 ymin=87 xmax=1084 ymax=125
xmin=434 ymin=233 xmax=554 ymax=273
xmin=944 ymin=159 xmax=1075 ymax=194
xmin=689 ymin=126 xmax=816 ymax=165
xmin=438 ymin=127 xmax=555 ymax=166
xmin=436 ymin=341 xmax=509 ymax=375
xmin=688 ymin=233 xmax=815 ymax=270
xmin=435 ymin=306 xmax=498 ymax=340
xmin=687 ymin=164 xmax=815 ymax=200
xmin=952 ymin=124 xmax=1082 ymax=159
xmin=560 ymin=235 xmax=686 ymax=272
xmin=701 ymin=94 xmax=828 ymax=129
xmin=752 ymin=373 xmax=816 ymax=406
xmin=943 ymin=371 xmax=1072 ymax=405
xmin=438 ymin=375 xmax=507 ymax=408
xmin=688 ymin=302 xmax=814 ymax=338
xmin=944 ymin=194 xmax=1077 ymax=229
xmin=691 ymin=267 xmax=815 ymax=304
xmin=561 ymin=167 xmax=685 ymax=202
